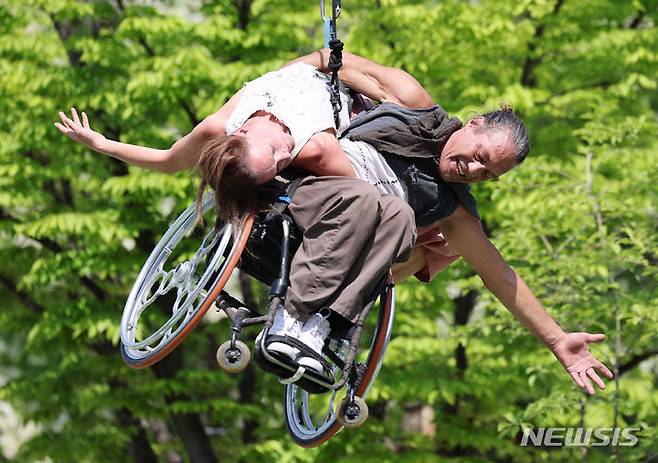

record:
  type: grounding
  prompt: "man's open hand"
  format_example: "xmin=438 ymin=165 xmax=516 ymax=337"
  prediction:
xmin=550 ymin=332 xmax=614 ymax=395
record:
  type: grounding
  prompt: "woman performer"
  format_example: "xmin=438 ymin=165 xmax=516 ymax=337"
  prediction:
xmin=54 ymin=56 xmax=416 ymax=377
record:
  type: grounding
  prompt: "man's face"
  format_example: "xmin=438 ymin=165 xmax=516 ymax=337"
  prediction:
xmin=439 ymin=117 xmax=517 ymax=183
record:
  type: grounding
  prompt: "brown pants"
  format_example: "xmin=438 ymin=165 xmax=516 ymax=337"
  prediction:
xmin=284 ymin=176 xmax=416 ymax=323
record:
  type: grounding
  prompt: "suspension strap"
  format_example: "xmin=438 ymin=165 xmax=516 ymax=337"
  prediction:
xmin=328 ymin=39 xmax=344 ymax=129
xmin=321 ymin=0 xmax=343 ymax=129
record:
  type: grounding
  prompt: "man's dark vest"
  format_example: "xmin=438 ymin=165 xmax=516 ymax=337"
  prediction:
xmin=342 ymin=102 xmax=480 ymax=227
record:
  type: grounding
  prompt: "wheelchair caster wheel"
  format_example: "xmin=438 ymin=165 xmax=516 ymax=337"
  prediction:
xmin=216 ymin=340 xmax=250 ymax=373
xmin=336 ymin=396 xmax=369 ymax=428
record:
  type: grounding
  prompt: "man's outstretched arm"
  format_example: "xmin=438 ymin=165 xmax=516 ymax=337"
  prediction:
xmin=287 ymin=49 xmax=434 ymax=110
xmin=438 ymin=205 xmax=614 ymax=395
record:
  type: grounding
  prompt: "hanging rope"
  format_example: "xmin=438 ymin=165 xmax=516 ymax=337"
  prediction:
xmin=321 ymin=0 xmax=343 ymax=129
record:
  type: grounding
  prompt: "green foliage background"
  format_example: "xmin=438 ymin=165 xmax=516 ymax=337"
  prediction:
xmin=0 ymin=0 xmax=656 ymax=461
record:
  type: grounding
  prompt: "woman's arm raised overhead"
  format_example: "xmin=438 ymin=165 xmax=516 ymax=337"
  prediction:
xmin=287 ymin=49 xmax=434 ymax=110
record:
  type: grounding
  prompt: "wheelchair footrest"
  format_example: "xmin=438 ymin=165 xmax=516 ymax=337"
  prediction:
xmin=253 ymin=341 xmax=335 ymax=394
xmin=267 ymin=335 xmax=333 ymax=376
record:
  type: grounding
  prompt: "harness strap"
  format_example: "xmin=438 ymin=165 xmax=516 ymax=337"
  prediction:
xmin=265 ymin=176 xmax=303 ymax=221
xmin=328 ymin=38 xmax=344 ymax=129
xmin=284 ymin=176 xmax=303 ymax=200
xmin=321 ymin=1 xmax=344 ymax=129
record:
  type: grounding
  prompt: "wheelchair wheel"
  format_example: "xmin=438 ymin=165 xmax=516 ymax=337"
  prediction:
xmin=216 ymin=340 xmax=251 ymax=374
xmin=336 ymin=396 xmax=369 ymax=428
xmin=120 ymin=194 xmax=253 ymax=369
xmin=284 ymin=278 xmax=395 ymax=447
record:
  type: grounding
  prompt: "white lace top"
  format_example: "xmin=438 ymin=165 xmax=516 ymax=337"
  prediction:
xmin=225 ymin=63 xmax=351 ymax=158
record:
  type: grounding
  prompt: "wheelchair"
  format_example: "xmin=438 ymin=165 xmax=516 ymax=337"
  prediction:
xmin=119 ymin=175 xmax=396 ymax=447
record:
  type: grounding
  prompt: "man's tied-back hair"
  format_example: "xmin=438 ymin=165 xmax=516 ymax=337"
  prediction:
xmin=195 ymin=135 xmax=258 ymax=234
xmin=479 ymin=104 xmax=530 ymax=164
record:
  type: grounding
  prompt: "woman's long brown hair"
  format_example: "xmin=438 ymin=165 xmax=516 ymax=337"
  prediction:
xmin=195 ymin=135 xmax=258 ymax=237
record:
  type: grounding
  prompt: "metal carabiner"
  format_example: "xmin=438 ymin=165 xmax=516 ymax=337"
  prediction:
xmin=332 ymin=0 xmax=341 ymax=21
xmin=320 ymin=0 xmax=341 ymax=21
xmin=321 ymin=0 xmax=341 ymax=47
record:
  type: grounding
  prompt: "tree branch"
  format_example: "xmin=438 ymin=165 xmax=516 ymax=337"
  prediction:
xmin=138 ymin=36 xmax=155 ymax=57
xmin=453 ymin=289 xmax=477 ymax=377
xmin=61 ymin=178 xmax=74 ymax=206
xmin=0 ymin=273 xmax=45 ymax=314
xmin=106 ymin=377 xmax=159 ymax=463
xmin=116 ymin=407 xmax=159 ymax=463
xmin=35 ymin=237 xmax=63 ymax=253
xmin=49 ymin=15 xmax=83 ymax=67
xmin=374 ymin=0 xmax=396 ymax=50
xmin=23 ymin=150 xmax=51 ymax=166
xmin=0 ymin=207 xmax=17 ymax=222
xmin=81 ymin=276 xmax=108 ymax=302
xmin=151 ymin=347 xmax=218 ymax=463
xmin=43 ymin=179 xmax=66 ymax=206
xmin=233 ymin=0 xmax=253 ymax=31
xmin=442 ymin=288 xmax=477 ymax=419
xmin=178 ymin=98 xmax=201 ymax=128
xmin=137 ymin=35 xmax=202 ymax=131
xmin=628 ymin=12 xmax=645 ymax=29
xmin=32 ymin=237 xmax=108 ymax=302
xmin=237 ymin=270 xmax=258 ymax=444
xmin=520 ymin=0 xmax=565 ymax=88
xmin=618 ymin=349 xmax=658 ymax=376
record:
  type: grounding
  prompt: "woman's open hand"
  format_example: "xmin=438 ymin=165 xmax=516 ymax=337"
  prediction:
xmin=55 ymin=107 xmax=106 ymax=150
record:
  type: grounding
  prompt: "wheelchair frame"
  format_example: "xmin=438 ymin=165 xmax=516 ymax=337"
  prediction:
xmin=119 ymin=187 xmax=396 ymax=446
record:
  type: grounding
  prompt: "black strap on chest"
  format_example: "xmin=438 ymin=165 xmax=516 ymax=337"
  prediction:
xmin=265 ymin=176 xmax=303 ymax=221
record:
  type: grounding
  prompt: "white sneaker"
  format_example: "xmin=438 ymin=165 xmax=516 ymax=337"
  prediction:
xmin=256 ymin=306 xmax=302 ymax=360
xmin=296 ymin=309 xmax=331 ymax=374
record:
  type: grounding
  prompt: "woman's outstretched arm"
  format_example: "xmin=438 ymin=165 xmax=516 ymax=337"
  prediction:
xmin=55 ymin=89 xmax=242 ymax=173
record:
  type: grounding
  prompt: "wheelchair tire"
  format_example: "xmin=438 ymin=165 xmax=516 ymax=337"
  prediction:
xmin=120 ymin=195 xmax=254 ymax=369
xmin=284 ymin=277 xmax=395 ymax=447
